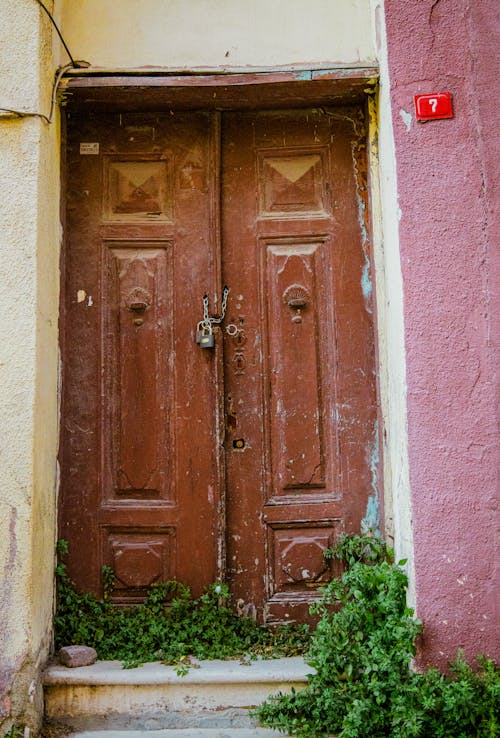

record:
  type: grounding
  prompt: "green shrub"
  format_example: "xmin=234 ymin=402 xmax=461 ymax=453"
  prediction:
xmin=256 ymin=533 xmax=499 ymax=738
xmin=54 ymin=540 xmax=310 ymax=669
xmin=3 ymin=727 xmax=23 ymax=738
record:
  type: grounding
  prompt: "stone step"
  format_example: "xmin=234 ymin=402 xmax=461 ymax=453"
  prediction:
xmin=44 ymin=657 xmax=311 ymax=733
xmin=65 ymin=730 xmax=285 ymax=737
xmin=48 ymin=707 xmax=257 ymax=732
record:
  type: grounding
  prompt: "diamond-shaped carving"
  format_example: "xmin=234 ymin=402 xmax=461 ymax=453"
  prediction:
xmin=104 ymin=158 xmax=172 ymax=221
xmin=259 ymin=149 xmax=327 ymax=216
xmin=103 ymin=529 xmax=174 ymax=604
xmin=279 ymin=538 xmax=328 ymax=583
xmin=272 ymin=528 xmax=333 ymax=591
xmin=112 ymin=542 xmax=162 ymax=588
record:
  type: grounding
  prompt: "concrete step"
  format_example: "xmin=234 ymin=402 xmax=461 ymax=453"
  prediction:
xmin=45 ymin=707 xmax=257 ymax=732
xmin=65 ymin=731 xmax=285 ymax=737
xmin=44 ymin=657 xmax=311 ymax=734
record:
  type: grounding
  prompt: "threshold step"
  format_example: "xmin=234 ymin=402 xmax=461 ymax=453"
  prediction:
xmin=65 ymin=730 xmax=287 ymax=737
xmin=44 ymin=657 xmax=312 ymax=721
xmin=44 ymin=707 xmax=257 ymax=731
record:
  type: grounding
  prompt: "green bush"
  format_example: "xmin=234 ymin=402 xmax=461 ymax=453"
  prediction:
xmin=54 ymin=540 xmax=310 ymax=669
xmin=3 ymin=727 xmax=23 ymax=738
xmin=256 ymin=534 xmax=499 ymax=738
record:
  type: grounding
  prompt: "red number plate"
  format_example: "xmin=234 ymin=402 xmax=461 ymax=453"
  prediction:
xmin=414 ymin=92 xmax=453 ymax=121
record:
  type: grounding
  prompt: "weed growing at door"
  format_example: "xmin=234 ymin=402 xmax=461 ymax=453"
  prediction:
xmin=54 ymin=541 xmax=310 ymax=670
xmin=255 ymin=534 xmax=499 ymax=738
xmin=3 ymin=727 xmax=23 ymax=738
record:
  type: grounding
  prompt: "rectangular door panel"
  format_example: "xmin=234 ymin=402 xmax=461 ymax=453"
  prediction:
xmin=102 ymin=241 xmax=174 ymax=500
xmin=261 ymin=237 xmax=339 ymax=500
xmin=102 ymin=527 xmax=176 ymax=604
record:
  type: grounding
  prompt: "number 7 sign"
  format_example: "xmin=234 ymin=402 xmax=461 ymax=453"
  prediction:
xmin=414 ymin=92 xmax=453 ymax=121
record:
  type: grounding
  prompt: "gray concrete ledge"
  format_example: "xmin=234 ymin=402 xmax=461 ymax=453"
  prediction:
xmin=44 ymin=657 xmax=313 ymax=719
xmin=66 ymin=731 xmax=286 ymax=737
xmin=44 ymin=657 xmax=312 ymax=686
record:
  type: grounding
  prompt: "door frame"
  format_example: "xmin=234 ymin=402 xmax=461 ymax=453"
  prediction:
xmin=60 ymin=66 xmax=379 ymax=113
xmin=59 ymin=67 xmax=387 ymax=595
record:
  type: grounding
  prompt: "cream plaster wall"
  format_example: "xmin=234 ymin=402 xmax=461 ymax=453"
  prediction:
xmin=0 ymin=0 xmax=60 ymax=733
xmin=59 ymin=0 xmax=375 ymax=70
xmin=368 ymin=0 xmax=414 ymax=603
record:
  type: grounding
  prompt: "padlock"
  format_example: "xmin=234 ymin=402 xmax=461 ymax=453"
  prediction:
xmin=199 ymin=324 xmax=215 ymax=348
xmin=195 ymin=321 xmax=204 ymax=345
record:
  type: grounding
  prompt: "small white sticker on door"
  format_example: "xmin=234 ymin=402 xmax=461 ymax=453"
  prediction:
xmin=80 ymin=142 xmax=99 ymax=155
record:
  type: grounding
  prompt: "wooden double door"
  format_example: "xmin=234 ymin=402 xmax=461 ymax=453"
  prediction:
xmin=59 ymin=107 xmax=377 ymax=621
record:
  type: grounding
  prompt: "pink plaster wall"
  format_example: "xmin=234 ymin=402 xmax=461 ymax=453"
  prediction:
xmin=384 ymin=0 xmax=499 ymax=668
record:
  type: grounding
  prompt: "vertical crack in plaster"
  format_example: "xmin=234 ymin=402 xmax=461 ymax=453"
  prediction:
xmin=1 ymin=507 xmax=18 ymax=614
xmin=464 ymin=1 xmax=492 ymax=347
xmin=0 ymin=508 xmax=18 ymax=720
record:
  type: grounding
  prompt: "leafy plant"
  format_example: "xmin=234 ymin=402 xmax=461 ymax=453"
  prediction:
xmin=256 ymin=533 xmax=499 ymax=738
xmin=54 ymin=541 xmax=310 ymax=669
xmin=3 ymin=727 xmax=23 ymax=738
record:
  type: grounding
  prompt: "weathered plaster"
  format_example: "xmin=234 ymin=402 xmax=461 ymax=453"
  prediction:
xmin=59 ymin=0 xmax=375 ymax=70
xmin=0 ymin=0 xmax=60 ymax=732
xmin=368 ymin=0 xmax=415 ymax=605
xmin=384 ymin=0 xmax=498 ymax=667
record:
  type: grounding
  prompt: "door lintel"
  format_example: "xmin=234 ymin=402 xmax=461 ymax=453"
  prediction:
xmin=61 ymin=66 xmax=378 ymax=112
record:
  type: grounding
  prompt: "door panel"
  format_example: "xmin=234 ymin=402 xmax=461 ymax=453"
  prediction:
xmin=60 ymin=106 xmax=378 ymax=620
xmin=222 ymin=109 xmax=377 ymax=621
xmin=59 ymin=112 xmax=223 ymax=603
xmin=104 ymin=243 xmax=173 ymax=498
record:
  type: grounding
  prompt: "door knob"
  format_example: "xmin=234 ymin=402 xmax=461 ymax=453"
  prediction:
xmin=128 ymin=300 xmax=148 ymax=313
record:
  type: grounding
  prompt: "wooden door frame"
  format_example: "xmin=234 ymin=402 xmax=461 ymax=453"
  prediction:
xmin=60 ymin=66 xmax=378 ymax=112
xmin=59 ymin=67 xmax=385 ymax=593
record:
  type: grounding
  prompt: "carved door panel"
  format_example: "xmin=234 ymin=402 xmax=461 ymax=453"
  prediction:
xmin=222 ymin=109 xmax=377 ymax=622
xmin=59 ymin=112 xmax=223 ymax=602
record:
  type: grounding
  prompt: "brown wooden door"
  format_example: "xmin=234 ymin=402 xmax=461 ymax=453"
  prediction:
xmin=221 ymin=109 xmax=377 ymax=621
xmin=60 ymin=112 xmax=224 ymax=603
xmin=59 ymin=107 xmax=377 ymax=619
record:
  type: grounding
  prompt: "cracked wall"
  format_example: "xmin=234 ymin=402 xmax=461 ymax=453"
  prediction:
xmin=384 ymin=0 xmax=498 ymax=667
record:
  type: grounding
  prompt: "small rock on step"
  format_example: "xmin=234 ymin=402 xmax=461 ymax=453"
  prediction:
xmin=58 ymin=646 xmax=98 ymax=668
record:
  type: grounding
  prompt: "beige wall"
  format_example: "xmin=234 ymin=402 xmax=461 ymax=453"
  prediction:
xmin=369 ymin=0 xmax=414 ymax=599
xmin=0 ymin=0 xmax=60 ymax=733
xmin=59 ymin=0 xmax=375 ymax=69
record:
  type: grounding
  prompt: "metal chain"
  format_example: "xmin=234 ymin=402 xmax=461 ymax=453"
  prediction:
xmin=202 ymin=294 xmax=211 ymax=328
xmin=202 ymin=286 xmax=229 ymax=327
xmin=220 ymin=286 xmax=229 ymax=320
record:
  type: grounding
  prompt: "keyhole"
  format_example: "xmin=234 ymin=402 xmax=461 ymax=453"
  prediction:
xmin=234 ymin=331 xmax=247 ymax=347
xmin=227 ymin=394 xmax=237 ymax=429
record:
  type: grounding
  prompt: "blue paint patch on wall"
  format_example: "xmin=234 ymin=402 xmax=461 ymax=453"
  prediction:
xmin=361 ymin=260 xmax=373 ymax=301
xmin=361 ymin=420 xmax=380 ymax=534
xmin=352 ymin=145 xmax=373 ymax=304
xmin=294 ymin=70 xmax=312 ymax=81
